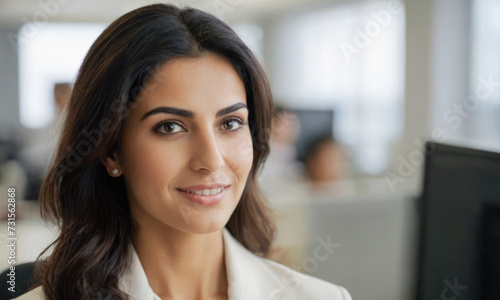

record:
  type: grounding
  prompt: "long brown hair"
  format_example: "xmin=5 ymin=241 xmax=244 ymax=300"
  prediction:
xmin=34 ymin=4 xmax=275 ymax=299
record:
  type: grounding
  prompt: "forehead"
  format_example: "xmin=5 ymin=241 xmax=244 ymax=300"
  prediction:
xmin=132 ymin=53 xmax=247 ymax=117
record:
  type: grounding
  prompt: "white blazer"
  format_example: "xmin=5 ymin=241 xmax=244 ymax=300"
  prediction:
xmin=14 ymin=228 xmax=351 ymax=300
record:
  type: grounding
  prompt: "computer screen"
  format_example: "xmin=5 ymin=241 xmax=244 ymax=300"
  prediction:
xmin=291 ymin=109 xmax=334 ymax=162
xmin=416 ymin=142 xmax=500 ymax=300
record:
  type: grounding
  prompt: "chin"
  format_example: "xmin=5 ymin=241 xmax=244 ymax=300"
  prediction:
xmin=172 ymin=199 xmax=238 ymax=235
xmin=175 ymin=214 xmax=232 ymax=235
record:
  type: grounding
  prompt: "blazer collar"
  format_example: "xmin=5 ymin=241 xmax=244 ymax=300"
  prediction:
xmin=119 ymin=228 xmax=287 ymax=300
xmin=222 ymin=228 xmax=287 ymax=299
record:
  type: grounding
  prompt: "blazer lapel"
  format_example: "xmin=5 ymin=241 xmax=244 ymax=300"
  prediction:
xmin=222 ymin=228 xmax=288 ymax=299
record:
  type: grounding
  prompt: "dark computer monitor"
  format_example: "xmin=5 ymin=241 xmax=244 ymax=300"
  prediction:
xmin=416 ymin=142 xmax=500 ymax=300
xmin=291 ymin=109 xmax=334 ymax=162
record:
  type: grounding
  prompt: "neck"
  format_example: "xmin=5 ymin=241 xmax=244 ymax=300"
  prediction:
xmin=132 ymin=223 xmax=228 ymax=299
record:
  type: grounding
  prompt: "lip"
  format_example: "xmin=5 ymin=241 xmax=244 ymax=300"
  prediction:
xmin=176 ymin=184 xmax=231 ymax=206
xmin=177 ymin=184 xmax=230 ymax=192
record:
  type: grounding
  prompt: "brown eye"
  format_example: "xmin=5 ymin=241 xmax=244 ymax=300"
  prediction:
xmin=221 ymin=118 xmax=243 ymax=131
xmin=155 ymin=121 xmax=184 ymax=135
xmin=162 ymin=123 xmax=176 ymax=132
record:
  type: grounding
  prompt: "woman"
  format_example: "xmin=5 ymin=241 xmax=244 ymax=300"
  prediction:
xmin=16 ymin=4 xmax=351 ymax=300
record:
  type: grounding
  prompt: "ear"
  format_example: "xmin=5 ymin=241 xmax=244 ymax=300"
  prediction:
xmin=101 ymin=150 xmax=123 ymax=177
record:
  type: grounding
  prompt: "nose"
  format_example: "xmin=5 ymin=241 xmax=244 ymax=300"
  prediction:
xmin=188 ymin=129 xmax=225 ymax=174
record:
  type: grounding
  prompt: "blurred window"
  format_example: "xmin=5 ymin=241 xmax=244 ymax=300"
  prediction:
xmin=270 ymin=1 xmax=405 ymax=174
xmin=19 ymin=23 xmax=106 ymax=128
xmin=468 ymin=0 xmax=500 ymax=147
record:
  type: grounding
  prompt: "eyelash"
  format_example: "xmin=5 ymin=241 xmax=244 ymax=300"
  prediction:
xmin=153 ymin=117 xmax=248 ymax=136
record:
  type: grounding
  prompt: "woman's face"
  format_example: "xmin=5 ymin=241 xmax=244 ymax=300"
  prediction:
xmin=102 ymin=53 xmax=253 ymax=235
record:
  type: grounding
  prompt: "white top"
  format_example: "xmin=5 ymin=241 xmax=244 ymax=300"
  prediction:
xmin=14 ymin=228 xmax=352 ymax=300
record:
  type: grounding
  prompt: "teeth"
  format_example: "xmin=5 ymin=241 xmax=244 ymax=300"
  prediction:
xmin=185 ymin=187 xmax=224 ymax=196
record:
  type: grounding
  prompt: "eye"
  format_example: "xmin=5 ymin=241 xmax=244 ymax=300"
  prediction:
xmin=154 ymin=121 xmax=185 ymax=135
xmin=221 ymin=117 xmax=247 ymax=131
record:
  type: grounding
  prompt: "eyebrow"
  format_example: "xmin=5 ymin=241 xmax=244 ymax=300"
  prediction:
xmin=139 ymin=102 xmax=248 ymax=122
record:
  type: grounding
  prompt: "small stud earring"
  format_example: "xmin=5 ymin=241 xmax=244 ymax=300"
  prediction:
xmin=112 ymin=169 xmax=119 ymax=175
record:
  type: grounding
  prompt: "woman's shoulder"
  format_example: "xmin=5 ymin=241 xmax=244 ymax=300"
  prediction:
xmin=258 ymin=256 xmax=352 ymax=300
xmin=11 ymin=286 xmax=45 ymax=300
xmin=222 ymin=228 xmax=351 ymax=299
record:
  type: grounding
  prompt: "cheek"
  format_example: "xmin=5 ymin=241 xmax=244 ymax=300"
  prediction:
xmin=121 ymin=134 xmax=180 ymax=187
xmin=232 ymin=133 xmax=254 ymax=175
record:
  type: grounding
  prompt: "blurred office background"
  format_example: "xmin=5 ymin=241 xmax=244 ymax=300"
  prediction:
xmin=0 ymin=0 xmax=499 ymax=299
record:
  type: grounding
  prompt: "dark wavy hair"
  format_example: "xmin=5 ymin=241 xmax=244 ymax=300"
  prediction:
xmin=33 ymin=4 xmax=275 ymax=299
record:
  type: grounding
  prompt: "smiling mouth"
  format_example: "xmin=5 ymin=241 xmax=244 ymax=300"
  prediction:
xmin=178 ymin=186 xmax=226 ymax=196
xmin=176 ymin=186 xmax=229 ymax=206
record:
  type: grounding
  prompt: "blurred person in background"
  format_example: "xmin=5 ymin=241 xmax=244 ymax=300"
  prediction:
xmin=257 ymin=104 xmax=304 ymax=191
xmin=19 ymin=82 xmax=71 ymax=200
xmin=53 ymin=83 xmax=71 ymax=113
xmin=304 ymin=135 xmax=348 ymax=190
